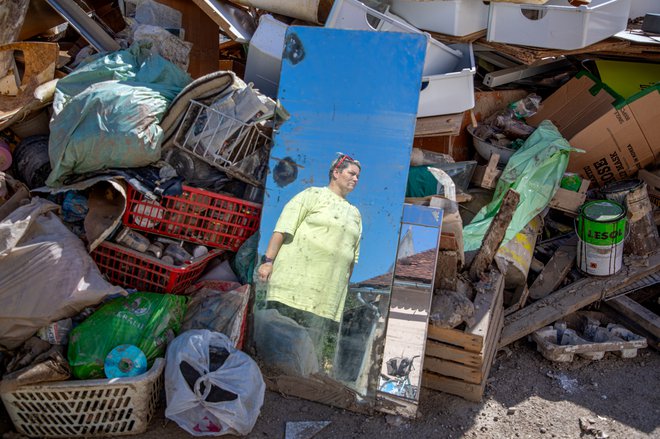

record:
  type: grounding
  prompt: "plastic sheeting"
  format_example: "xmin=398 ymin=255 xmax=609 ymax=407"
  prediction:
xmin=463 ymin=121 xmax=579 ymax=252
xmin=46 ymin=43 xmax=191 ymax=187
xmin=0 ymin=198 xmax=124 ymax=350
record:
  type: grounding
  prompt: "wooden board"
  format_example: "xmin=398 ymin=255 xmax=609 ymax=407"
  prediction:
xmin=528 ymin=236 xmax=577 ymax=300
xmin=415 ymin=113 xmax=464 ymax=137
xmin=606 ymin=296 xmax=660 ymax=340
xmin=266 ymin=374 xmax=373 ymax=415
xmin=499 ymin=251 xmax=660 ymax=348
xmin=422 ymin=272 xmax=504 ymax=400
xmin=428 ymin=29 xmax=486 ymax=44
xmin=427 ymin=323 xmax=483 ymax=352
xmin=475 ymin=37 xmax=631 ymax=65
xmin=157 ymin=0 xmax=219 ymax=78
xmin=425 ymin=340 xmax=483 ymax=368
xmin=471 ymin=154 xmax=501 ymax=190
xmin=423 ymin=307 xmax=504 ymax=401
xmin=601 ymin=303 xmax=660 ymax=351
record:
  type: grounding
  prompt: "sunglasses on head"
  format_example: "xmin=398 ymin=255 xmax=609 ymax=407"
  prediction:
xmin=335 ymin=154 xmax=354 ymax=170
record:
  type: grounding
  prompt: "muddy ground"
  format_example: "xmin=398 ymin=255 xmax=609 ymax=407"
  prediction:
xmin=135 ymin=339 xmax=659 ymax=439
xmin=1 ymin=338 xmax=657 ymax=439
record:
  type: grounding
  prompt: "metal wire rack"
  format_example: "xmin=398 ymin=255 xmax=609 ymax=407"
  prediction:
xmin=173 ymin=100 xmax=272 ymax=187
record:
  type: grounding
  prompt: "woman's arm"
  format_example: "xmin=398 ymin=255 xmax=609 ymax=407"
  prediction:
xmin=257 ymin=231 xmax=286 ymax=282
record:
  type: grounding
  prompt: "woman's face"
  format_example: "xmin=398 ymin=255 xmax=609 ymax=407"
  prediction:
xmin=334 ymin=163 xmax=361 ymax=194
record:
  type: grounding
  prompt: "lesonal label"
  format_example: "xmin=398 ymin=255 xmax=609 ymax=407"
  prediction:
xmin=587 ymin=229 xmax=622 ymax=240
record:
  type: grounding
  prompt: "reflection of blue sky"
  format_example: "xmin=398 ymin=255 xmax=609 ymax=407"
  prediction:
xmin=402 ymin=224 xmax=442 ymax=254
xmin=257 ymin=27 xmax=427 ymax=284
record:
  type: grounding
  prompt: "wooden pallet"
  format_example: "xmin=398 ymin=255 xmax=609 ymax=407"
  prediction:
xmin=422 ymin=270 xmax=504 ymax=401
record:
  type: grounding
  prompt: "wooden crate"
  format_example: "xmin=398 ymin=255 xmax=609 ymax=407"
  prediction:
xmin=422 ymin=270 xmax=504 ymax=401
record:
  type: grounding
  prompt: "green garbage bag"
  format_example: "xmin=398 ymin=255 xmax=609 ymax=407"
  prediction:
xmin=463 ymin=121 xmax=581 ymax=252
xmin=46 ymin=43 xmax=192 ymax=187
xmin=68 ymin=292 xmax=187 ymax=379
xmin=232 ymin=232 xmax=259 ymax=285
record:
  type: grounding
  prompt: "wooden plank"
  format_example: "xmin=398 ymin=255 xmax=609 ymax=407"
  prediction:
xmin=425 ymin=340 xmax=482 ymax=368
xmin=469 ymin=191 xmax=519 ymax=281
xmin=427 ymin=324 xmax=483 ymax=352
xmin=471 ymin=154 xmax=501 ymax=190
xmin=422 ymin=303 xmax=503 ymax=401
xmin=424 ymin=356 xmax=482 ymax=384
xmin=157 ymin=0 xmax=219 ymax=78
xmin=427 ymin=29 xmax=487 ymax=44
xmin=505 ymin=285 xmax=529 ymax=316
xmin=600 ymin=305 xmax=660 ymax=351
xmin=606 ymin=296 xmax=660 ymax=339
xmin=499 ymin=251 xmax=660 ymax=348
xmin=415 ymin=113 xmax=464 ymax=137
xmin=423 ymin=371 xmax=483 ymax=401
xmin=528 ymin=237 xmax=577 ymax=300
xmin=422 ymin=311 xmax=502 ymax=401
xmin=425 ymin=292 xmax=502 ymax=365
xmin=467 ymin=270 xmax=504 ymax=339
xmin=475 ymin=37 xmax=630 ymax=65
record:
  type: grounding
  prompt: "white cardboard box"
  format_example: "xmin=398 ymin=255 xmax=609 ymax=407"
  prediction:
xmin=487 ymin=0 xmax=631 ymax=50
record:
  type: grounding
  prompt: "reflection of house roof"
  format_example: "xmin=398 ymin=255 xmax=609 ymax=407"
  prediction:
xmin=355 ymin=249 xmax=436 ymax=289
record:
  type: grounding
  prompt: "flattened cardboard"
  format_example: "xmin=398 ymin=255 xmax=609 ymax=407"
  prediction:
xmin=528 ymin=73 xmax=660 ymax=187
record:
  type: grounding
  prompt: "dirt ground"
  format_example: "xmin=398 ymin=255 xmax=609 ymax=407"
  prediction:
xmin=131 ymin=339 xmax=659 ymax=439
xmin=1 ymin=339 xmax=657 ymax=439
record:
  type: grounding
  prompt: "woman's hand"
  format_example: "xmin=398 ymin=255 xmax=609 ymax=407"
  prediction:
xmin=257 ymin=262 xmax=273 ymax=282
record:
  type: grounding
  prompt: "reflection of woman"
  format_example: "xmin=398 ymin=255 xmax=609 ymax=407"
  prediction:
xmin=257 ymin=154 xmax=362 ymax=323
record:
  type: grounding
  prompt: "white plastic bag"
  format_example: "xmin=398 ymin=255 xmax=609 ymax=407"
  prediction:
xmin=165 ymin=330 xmax=265 ymax=436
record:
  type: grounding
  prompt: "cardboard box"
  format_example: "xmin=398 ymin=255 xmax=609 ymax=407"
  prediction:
xmin=528 ymin=73 xmax=660 ymax=187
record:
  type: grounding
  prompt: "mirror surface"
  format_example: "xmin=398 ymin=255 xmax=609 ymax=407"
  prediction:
xmin=251 ymin=26 xmax=427 ymax=404
xmin=377 ymin=204 xmax=442 ymax=416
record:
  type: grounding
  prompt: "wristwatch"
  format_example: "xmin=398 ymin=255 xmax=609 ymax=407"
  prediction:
xmin=261 ymin=255 xmax=274 ymax=264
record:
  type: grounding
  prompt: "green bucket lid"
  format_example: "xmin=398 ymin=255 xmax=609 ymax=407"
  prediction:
xmin=582 ymin=200 xmax=626 ymax=222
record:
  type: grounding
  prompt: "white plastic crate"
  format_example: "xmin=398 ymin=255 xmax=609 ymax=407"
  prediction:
xmin=1 ymin=358 xmax=164 ymax=438
xmin=326 ymin=0 xmax=463 ymax=75
xmin=629 ymin=0 xmax=660 ymax=19
xmin=391 ymin=0 xmax=490 ymax=37
xmin=417 ymin=43 xmax=476 ymax=117
xmin=487 ymin=0 xmax=632 ymax=50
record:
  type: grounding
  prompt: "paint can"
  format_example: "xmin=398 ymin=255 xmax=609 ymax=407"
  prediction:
xmin=495 ymin=214 xmax=544 ymax=289
xmin=576 ymin=200 xmax=627 ymax=276
xmin=600 ymin=179 xmax=643 ymax=206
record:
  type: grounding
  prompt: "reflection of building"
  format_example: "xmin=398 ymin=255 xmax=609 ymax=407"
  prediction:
xmin=355 ymin=248 xmax=437 ymax=290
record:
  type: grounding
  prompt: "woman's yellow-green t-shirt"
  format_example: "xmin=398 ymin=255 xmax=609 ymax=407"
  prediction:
xmin=267 ymin=187 xmax=362 ymax=322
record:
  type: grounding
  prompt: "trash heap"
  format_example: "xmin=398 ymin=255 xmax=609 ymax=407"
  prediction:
xmin=0 ymin=0 xmax=659 ymax=436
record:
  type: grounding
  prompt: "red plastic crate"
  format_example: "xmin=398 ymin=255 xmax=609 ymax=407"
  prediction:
xmin=123 ymin=185 xmax=262 ymax=251
xmin=91 ymin=241 xmax=222 ymax=294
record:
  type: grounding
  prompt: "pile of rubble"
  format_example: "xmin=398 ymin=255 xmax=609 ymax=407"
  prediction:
xmin=0 ymin=0 xmax=658 ymax=437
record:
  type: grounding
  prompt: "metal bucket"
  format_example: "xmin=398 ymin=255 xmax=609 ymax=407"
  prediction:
xmin=576 ymin=200 xmax=627 ymax=276
xmin=602 ymin=179 xmax=659 ymax=256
